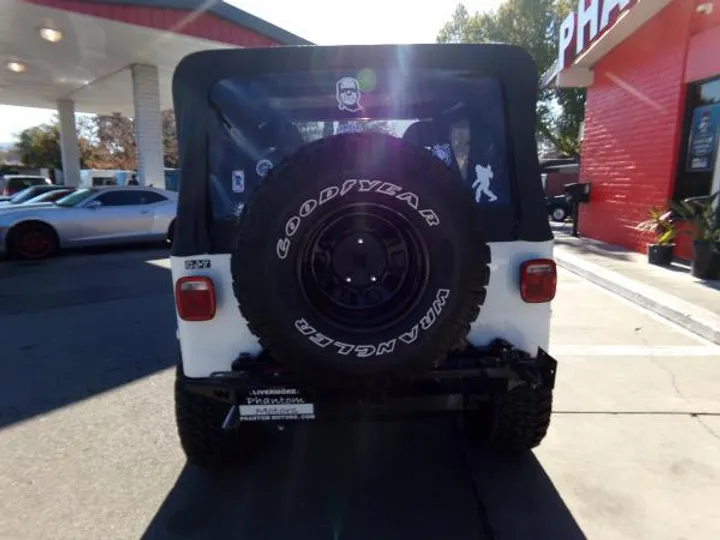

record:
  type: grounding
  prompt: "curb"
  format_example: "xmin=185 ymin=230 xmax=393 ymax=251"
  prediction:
xmin=553 ymin=247 xmax=720 ymax=346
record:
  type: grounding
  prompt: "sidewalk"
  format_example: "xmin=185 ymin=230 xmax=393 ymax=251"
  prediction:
xmin=551 ymin=222 xmax=720 ymax=345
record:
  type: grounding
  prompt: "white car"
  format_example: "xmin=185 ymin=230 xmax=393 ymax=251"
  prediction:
xmin=0 ymin=186 xmax=177 ymax=259
xmin=0 ymin=185 xmax=72 ymax=208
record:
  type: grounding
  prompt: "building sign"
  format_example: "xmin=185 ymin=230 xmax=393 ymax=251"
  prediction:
xmin=558 ymin=0 xmax=635 ymax=71
xmin=687 ymin=104 xmax=720 ymax=172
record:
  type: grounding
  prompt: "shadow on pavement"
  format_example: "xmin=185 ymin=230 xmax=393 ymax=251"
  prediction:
xmin=466 ymin=449 xmax=587 ymax=540
xmin=0 ymin=246 xmax=177 ymax=428
xmin=142 ymin=420 xmax=586 ymax=540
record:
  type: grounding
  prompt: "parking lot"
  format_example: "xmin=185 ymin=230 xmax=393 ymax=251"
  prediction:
xmin=2 ymin=248 xmax=720 ymax=540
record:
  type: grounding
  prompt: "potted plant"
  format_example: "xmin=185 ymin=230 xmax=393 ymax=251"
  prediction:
xmin=635 ymin=206 xmax=677 ymax=266
xmin=670 ymin=192 xmax=720 ymax=280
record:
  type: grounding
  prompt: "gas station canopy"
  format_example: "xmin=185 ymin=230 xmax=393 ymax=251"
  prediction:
xmin=0 ymin=0 xmax=310 ymax=187
xmin=1 ymin=0 xmax=309 ymax=114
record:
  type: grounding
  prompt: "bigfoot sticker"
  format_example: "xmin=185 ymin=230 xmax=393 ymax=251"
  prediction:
xmin=336 ymin=77 xmax=363 ymax=113
xmin=471 ymin=164 xmax=498 ymax=203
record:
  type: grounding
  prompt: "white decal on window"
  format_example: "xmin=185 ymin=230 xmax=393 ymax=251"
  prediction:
xmin=293 ymin=289 xmax=450 ymax=358
xmin=471 ymin=164 xmax=498 ymax=203
xmin=336 ymin=77 xmax=363 ymax=113
xmin=337 ymin=121 xmax=362 ymax=134
xmin=232 ymin=170 xmax=245 ymax=193
xmin=431 ymin=144 xmax=452 ymax=166
xmin=256 ymin=159 xmax=273 ymax=178
xmin=276 ymin=179 xmax=440 ymax=260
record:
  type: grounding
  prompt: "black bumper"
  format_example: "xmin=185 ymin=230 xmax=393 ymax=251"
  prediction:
xmin=180 ymin=340 xmax=557 ymax=422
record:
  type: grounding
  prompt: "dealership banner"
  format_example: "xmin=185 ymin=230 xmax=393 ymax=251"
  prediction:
xmin=687 ymin=104 xmax=720 ymax=172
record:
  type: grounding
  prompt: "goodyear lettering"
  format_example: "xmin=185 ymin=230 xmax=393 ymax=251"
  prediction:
xmin=276 ymin=179 xmax=440 ymax=260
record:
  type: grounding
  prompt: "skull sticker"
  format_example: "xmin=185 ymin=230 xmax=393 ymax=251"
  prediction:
xmin=336 ymin=77 xmax=362 ymax=113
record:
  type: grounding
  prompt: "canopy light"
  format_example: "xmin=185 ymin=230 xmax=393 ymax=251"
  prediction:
xmin=6 ymin=61 xmax=27 ymax=73
xmin=39 ymin=27 xmax=63 ymax=42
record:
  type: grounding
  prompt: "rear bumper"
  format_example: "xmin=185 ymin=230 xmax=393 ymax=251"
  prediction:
xmin=179 ymin=339 xmax=558 ymax=422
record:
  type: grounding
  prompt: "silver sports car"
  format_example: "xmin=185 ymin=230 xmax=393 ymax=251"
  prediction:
xmin=0 ymin=186 xmax=177 ymax=260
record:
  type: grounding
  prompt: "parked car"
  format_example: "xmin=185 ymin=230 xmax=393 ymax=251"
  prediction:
xmin=0 ymin=186 xmax=177 ymax=259
xmin=23 ymin=188 xmax=77 ymax=204
xmin=79 ymin=169 xmax=135 ymax=187
xmin=0 ymin=185 xmax=72 ymax=207
xmin=0 ymin=175 xmax=52 ymax=197
xmin=546 ymin=194 xmax=571 ymax=222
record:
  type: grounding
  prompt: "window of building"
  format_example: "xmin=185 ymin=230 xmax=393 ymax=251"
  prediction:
xmin=673 ymin=76 xmax=720 ymax=201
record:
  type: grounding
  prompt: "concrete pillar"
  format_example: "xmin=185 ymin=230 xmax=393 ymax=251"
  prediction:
xmin=131 ymin=64 xmax=164 ymax=188
xmin=57 ymin=99 xmax=81 ymax=187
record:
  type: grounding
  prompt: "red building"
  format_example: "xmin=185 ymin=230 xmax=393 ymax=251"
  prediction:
xmin=549 ymin=0 xmax=720 ymax=261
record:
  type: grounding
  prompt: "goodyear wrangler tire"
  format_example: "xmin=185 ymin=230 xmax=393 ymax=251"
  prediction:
xmin=231 ymin=133 xmax=491 ymax=377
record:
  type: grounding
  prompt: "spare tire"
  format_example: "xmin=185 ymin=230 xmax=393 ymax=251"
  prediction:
xmin=231 ymin=133 xmax=490 ymax=378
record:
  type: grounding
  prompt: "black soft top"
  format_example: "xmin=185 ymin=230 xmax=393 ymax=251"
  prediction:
xmin=171 ymin=44 xmax=552 ymax=256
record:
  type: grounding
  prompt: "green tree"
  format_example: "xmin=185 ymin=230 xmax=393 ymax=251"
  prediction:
xmin=437 ymin=1 xmax=585 ymax=156
xmin=161 ymin=110 xmax=179 ymax=168
xmin=93 ymin=113 xmax=136 ymax=170
xmin=14 ymin=110 xmax=180 ymax=172
xmin=15 ymin=122 xmax=62 ymax=169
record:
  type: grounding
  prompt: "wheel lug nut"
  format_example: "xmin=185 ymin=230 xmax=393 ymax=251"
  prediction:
xmin=357 ymin=238 xmax=364 ymax=244
xmin=370 ymin=275 xmax=377 ymax=282
xmin=345 ymin=276 xmax=352 ymax=283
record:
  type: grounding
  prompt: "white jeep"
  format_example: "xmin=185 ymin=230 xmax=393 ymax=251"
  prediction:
xmin=170 ymin=44 xmax=558 ymax=469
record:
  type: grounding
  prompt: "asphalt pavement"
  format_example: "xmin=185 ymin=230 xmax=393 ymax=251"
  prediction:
xmin=1 ymin=247 xmax=720 ymax=540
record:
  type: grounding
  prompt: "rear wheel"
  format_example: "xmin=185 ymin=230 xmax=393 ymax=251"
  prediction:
xmin=174 ymin=365 xmax=265 ymax=470
xmin=486 ymin=386 xmax=553 ymax=452
xmin=8 ymin=222 xmax=59 ymax=260
xmin=550 ymin=206 xmax=567 ymax=222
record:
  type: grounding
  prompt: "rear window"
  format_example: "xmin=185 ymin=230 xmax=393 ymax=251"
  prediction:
xmin=206 ymin=69 xmax=513 ymax=229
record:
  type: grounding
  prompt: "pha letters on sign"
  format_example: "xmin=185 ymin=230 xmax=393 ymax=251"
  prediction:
xmin=558 ymin=0 xmax=634 ymax=71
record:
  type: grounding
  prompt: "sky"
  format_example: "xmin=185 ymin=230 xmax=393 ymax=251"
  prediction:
xmin=0 ymin=0 xmax=503 ymax=143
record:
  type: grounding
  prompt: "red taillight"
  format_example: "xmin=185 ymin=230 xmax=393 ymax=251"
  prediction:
xmin=520 ymin=259 xmax=557 ymax=303
xmin=175 ymin=276 xmax=216 ymax=321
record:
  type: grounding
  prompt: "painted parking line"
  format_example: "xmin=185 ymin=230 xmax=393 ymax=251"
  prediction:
xmin=551 ymin=344 xmax=720 ymax=357
xmin=558 ymin=267 xmax=719 ymax=348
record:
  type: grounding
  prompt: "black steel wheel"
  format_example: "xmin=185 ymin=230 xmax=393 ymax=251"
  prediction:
xmin=299 ymin=203 xmax=429 ymax=333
